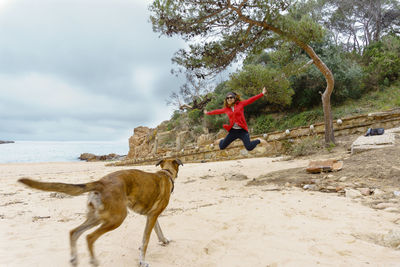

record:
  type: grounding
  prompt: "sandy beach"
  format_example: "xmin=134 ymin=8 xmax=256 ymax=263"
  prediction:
xmin=1 ymin=157 xmax=399 ymax=267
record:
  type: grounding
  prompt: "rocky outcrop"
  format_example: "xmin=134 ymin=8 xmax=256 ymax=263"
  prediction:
xmin=0 ymin=140 xmax=14 ymax=144
xmin=127 ymin=126 xmax=157 ymax=159
xmin=79 ymin=153 xmax=123 ymax=162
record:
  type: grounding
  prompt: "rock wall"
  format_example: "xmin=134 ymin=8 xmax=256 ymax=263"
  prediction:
xmin=119 ymin=108 xmax=400 ymax=165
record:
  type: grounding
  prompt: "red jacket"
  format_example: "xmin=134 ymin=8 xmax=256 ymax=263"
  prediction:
xmin=206 ymin=93 xmax=264 ymax=132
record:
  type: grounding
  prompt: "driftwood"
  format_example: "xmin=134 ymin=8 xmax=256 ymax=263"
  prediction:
xmin=179 ymin=95 xmax=212 ymax=111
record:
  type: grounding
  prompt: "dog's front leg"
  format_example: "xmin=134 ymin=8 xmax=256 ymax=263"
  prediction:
xmin=139 ymin=215 xmax=158 ymax=267
xmin=154 ymin=219 xmax=170 ymax=245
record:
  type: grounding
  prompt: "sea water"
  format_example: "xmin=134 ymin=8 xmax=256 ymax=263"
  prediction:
xmin=0 ymin=141 xmax=129 ymax=163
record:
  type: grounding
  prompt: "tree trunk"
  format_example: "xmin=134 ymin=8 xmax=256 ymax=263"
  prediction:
xmin=258 ymin=23 xmax=336 ymax=145
xmin=373 ymin=1 xmax=382 ymax=41
xmin=302 ymin=45 xmax=336 ymax=145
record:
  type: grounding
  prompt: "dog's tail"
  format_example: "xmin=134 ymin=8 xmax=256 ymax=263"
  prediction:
xmin=18 ymin=178 xmax=101 ymax=196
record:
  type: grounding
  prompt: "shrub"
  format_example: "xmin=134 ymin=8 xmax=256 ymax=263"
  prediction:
xmin=193 ymin=125 xmax=204 ymax=135
xmin=285 ymin=136 xmax=323 ymax=157
xmin=279 ymin=109 xmax=324 ymax=130
xmin=188 ymin=109 xmax=202 ymax=124
xmin=167 ymin=110 xmax=184 ymax=131
xmin=363 ymin=34 xmax=400 ymax=89
xmin=252 ymin=114 xmax=277 ymax=134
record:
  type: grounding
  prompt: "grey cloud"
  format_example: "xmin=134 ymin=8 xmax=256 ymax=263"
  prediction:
xmin=0 ymin=0 xmax=186 ymax=141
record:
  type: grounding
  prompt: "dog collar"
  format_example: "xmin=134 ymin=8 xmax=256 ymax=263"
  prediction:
xmin=161 ymin=169 xmax=175 ymax=193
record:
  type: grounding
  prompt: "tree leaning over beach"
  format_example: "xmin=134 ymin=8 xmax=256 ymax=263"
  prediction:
xmin=149 ymin=0 xmax=336 ymax=145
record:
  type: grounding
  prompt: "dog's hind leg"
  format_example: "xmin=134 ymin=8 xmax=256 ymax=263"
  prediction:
xmin=154 ymin=219 xmax=169 ymax=246
xmin=70 ymin=215 xmax=100 ymax=266
xmin=86 ymin=212 xmax=127 ymax=267
xmin=70 ymin=201 xmax=101 ymax=266
xmin=139 ymin=215 xmax=159 ymax=267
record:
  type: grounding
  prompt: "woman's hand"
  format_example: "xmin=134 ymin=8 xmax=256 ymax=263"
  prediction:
xmin=203 ymin=109 xmax=208 ymax=115
xmin=262 ymin=87 xmax=267 ymax=95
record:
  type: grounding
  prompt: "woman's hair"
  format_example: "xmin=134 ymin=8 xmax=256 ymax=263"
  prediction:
xmin=223 ymin=92 xmax=241 ymax=108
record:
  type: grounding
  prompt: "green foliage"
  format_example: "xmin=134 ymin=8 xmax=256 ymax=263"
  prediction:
xmin=290 ymin=39 xmax=364 ymax=108
xmin=250 ymin=109 xmax=324 ymax=135
xmin=325 ymin=142 xmax=336 ymax=153
xmin=243 ymin=38 xmax=364 ymax=110
xmin=188 ymin=109 xmax=202 ymax=124
xmin=204 ymin=115 xmax=226 ymax=133
xmin=252 ymin=114 xmax=277 ymax=135
xmin=278 ymin=13 xmax=326 ymax=44
xmin=167 ymin=110 xmax=183 ymax=131
xmin=362 ymin=34 xmax=400 ymax=90
xmin=171 ymin=110 xmax=181 ymax=121
xmin=150 ymin=0 xmax=329 ymax=79
xmin=280 ymin=109 xmax=324 ymax=130
xmin=227 ymin=64 xmax=294 ymax=113
xmin=326 ymin=81 xmax=400 ymax=118
xmin=193 ymin=125 xmax=204 ymax=136
xmin=243 ymin=51 xmax=273 ymax=66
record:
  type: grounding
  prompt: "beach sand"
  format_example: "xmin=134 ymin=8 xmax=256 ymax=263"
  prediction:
xmin=1 ymin=158 xmax=399 ymax=267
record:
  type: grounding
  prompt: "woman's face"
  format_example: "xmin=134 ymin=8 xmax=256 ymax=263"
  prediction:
xmin=226 ymin=95 xmax=235 ymax=105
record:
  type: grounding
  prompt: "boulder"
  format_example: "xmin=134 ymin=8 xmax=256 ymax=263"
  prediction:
xmin=345 ymin=188 xmax=362 ymax=198
xmin=79 ymin=153 xmax=122 ymax=162
xmin=351 ymin=133 xmax=396 ymax=154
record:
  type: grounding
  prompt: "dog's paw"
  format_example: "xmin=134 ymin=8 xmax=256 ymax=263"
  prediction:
xmin=70 ymin=256 xmax=78 ymax=267
xmin=139 ymin=260 xmax=149 ymax=267
xmin=159 ymin=238 xmax=170 ymax=246
xmin=90 ymin=258 xmax=99 ymax=267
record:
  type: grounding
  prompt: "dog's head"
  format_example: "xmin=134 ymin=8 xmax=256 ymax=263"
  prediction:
xmin=155 ymin=158 xmax=183 ymax=178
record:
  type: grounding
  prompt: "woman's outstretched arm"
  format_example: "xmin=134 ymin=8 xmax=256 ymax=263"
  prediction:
xmin=241 ymin=87 xmax=267 ymax=106
xmin=204 ymin=108 xmax=226 ymax=115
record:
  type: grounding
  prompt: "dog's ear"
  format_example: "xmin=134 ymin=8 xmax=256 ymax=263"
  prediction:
xmin=174 ymin=158 xmax=183 ymax=166
xmin=155 ymin=159 xmax=164 ymax=167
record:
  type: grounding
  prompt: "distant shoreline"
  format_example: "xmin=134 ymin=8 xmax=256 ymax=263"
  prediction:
xmin=0 ymin=141 xmax=14 ymax=144
xmin=0 ymin=140 xmax=128 ymax=163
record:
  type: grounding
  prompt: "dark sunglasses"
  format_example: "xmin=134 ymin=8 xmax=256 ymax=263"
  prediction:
xmin=226 ymin=96 xmax=235 ymax=100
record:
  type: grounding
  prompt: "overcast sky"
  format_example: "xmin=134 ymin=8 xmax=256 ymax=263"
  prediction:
xmin=0 ymin=0 xmax=188 ymax=141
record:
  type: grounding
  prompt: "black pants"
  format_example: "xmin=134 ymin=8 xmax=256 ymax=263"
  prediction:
xmin=219 ymin=128 xmax=260 ymax=151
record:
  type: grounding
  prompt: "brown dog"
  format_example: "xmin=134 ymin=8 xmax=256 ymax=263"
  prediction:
xmin=18 ymin=158 xmax=183 ymax=267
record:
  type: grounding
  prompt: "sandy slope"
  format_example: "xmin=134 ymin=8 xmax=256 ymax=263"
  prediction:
xmin=1 ymin=158 xmax=399 ymax=267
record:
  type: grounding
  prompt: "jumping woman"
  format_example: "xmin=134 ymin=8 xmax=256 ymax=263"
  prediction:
xmin=204 ymin=87 xmax=267 ymax=151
